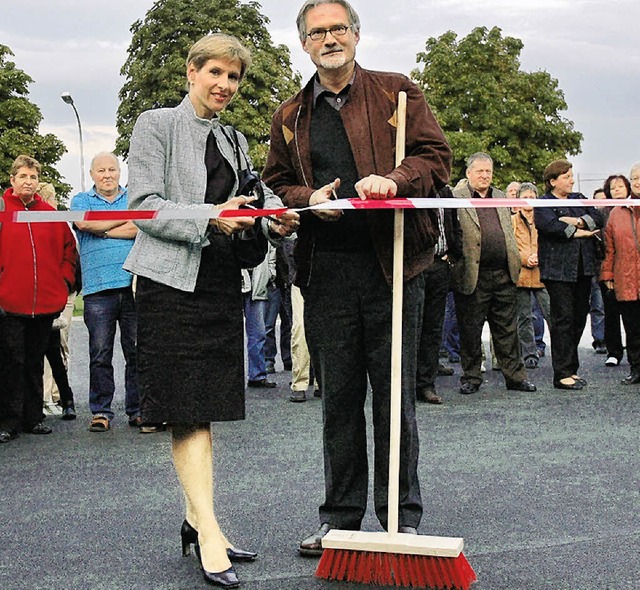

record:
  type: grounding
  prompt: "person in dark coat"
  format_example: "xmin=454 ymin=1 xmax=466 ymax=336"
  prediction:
xmin=534 ymin=159 xmax=604 ymax=390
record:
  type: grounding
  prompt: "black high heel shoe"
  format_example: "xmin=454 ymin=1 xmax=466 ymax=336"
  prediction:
xmin=195 ymin=540 xmax=241 ymax=588
xmin=181 ymin=520 xmax=198 ymax=557
xmin=182 ymin=520 xmax=257 ymax=561
xmin=202 ymin=565 xmax=240 ymax=588
xmin=226 ymin=547 xmax=257 ymax=562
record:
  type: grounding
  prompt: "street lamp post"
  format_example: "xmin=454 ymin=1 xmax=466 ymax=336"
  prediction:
xmin=60 ymin=92 xmax=86 ymax=192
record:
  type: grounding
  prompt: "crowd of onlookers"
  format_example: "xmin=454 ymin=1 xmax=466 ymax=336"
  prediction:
xmin=1 ymin=152 xmax=637 ymax=445
xmin=0 ymin=151 xmax=638 ymax=445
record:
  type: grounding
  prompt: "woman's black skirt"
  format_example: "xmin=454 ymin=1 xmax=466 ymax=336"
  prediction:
xmin=135 ymin=233 xmax=245 ymax=424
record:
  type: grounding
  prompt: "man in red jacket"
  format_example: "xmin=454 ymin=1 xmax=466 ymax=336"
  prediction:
xmin=0 ymin=155 xmax=78 ymax=443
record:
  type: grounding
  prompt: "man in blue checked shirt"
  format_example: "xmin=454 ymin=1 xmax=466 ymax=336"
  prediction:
xmin=71 ymin=152 xmax=155 ymax=433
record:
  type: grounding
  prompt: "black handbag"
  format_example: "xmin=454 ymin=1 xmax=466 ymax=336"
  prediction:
xmin=222 ymin=126 xmax=268 ymax=269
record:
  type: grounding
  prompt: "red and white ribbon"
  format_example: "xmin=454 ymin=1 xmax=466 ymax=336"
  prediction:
xmin=1 ymin=198 xmax=638 ymax=224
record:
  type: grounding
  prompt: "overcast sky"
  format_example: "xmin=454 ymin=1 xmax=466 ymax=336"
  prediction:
xmin=2 ymin=0 xmax=639 ymax=197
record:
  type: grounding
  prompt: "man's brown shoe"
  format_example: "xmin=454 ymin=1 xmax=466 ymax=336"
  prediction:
xmin=437 ymin=364 xmax=454 ymax=376
xmin=299 ymin=523 xmax=332 ymax=556
xmin=417 ymin=387 xmax=443 ymax=404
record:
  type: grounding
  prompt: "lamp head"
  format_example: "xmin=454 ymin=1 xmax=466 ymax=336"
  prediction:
xmin=61 ymin=92 xmax=74 ymax=105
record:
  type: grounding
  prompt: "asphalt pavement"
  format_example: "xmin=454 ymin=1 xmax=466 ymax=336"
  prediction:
xmin=1 ymin=318 xmax=638 ymax=590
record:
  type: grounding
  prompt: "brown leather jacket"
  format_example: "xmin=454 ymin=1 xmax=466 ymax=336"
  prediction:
xmin=263 ymin=64 xmax=451 ymax=287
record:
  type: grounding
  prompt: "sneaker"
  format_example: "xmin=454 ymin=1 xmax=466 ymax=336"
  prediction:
xmin=524 ymin=357 xmax=538 ymax=369
xmin=61 ymin=405 xmax=77 ymax=421
xmin=480 ymin=361 xmax=486 ymax=373
xmin=44 ymin=402 xmax=62 ymax=416
xmin=605 ymin=356 xmax=619 ymax=367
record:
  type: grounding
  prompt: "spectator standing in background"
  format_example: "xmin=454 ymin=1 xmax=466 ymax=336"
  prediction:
xmin=511 ymin=182 xmax=551 ymax=370
xmin=451 ymin=152 xmax=536 ymax=395
xmin=71 ymin=152 xmax=144 ymax=433
xmin=0 ymin=155 xmax=77 ymax=443
xmin=598 ymin=174 xmax=632 ymax=368
xmin=534 ymin=159 xmax=604 ymax=390
xmin=590 ymin=187 xmax=607 ymax=354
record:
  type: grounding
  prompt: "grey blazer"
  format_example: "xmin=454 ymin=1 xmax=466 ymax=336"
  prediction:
xmin=450 ymin=180 xmax=521 ymax=295
xmin=124 ymin=96 xmax=283 ymax=292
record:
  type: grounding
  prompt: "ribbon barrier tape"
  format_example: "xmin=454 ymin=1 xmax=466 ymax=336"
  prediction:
xmin=1 ymin=198 xmax=638 ymax=223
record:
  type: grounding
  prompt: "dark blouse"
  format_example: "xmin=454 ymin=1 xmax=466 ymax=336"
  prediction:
xmin=534 ymin=192 xmax=604 ymax=282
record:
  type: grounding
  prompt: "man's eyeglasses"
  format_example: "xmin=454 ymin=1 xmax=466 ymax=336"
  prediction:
xmin=307 ymin=24 xmax=352 ymax=42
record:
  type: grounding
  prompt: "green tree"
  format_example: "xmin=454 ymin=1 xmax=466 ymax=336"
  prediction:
xmin=411 ymin=26 xmax=583 ymax=188
xmin=116 ymin=0 xmax=301 ymax=169
xmin=0 ymin=44 xmax=71 ymax=198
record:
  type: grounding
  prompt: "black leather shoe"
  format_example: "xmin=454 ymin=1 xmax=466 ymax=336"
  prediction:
xmin=227 ymin=547 xmax=257 ymax=562
xmin=437 ymin=364 xmax=454 ymax=376
xmin=181 ymin=520 xmax=198 ymax=556
xmin=621 ymin=373 xmax=640 ymax=385
xmin=202 ymin=566 xmax=240 ymax=588
xmin=247 ymin=379 xmax=276 ymax=388
xmin=554 ymin=379 xmax=583 ymax=390
xmin=398 ymin=526 xmax=418 ymax=534
xmin=506 ymin=379 xmax=537 ymax=392
xmin=28 ymin=423 xmax=52 ymax=435
xmin=459 ymin=382 xmax=480 ymax=395
xmin=299 ymin=523 xmax=332 ymax=556
xmin=0 ymin=430 xmax=18 ymax=443
xmin=289 ymin=390 xmax=306 ymax=403
xmin=416 ymin=387 xmax=443 ymax=404
xmin=62 ymin=405 xmax=77 ymax=421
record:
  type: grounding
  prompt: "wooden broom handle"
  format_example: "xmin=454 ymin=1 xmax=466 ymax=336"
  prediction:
xmin=388 ymin=91 xmax=407 ymax=535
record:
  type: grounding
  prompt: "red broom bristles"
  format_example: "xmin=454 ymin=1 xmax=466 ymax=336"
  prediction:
xmin=316 ymin=548 xmax=477 ymax=589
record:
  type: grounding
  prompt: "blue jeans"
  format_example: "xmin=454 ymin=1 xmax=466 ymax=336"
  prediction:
xmin=264 ymin=283 xmax=292 ymax=370
xmin=83 ymin=288 xmax=139 ymax=420
xmin=243 ymin=294 xmax=267 ymax=382
xmin=589 ymin=277 xmax=605 ymax=343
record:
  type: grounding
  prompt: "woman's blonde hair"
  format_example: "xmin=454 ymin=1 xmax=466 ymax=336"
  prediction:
xmin=186 ymin=33 xmax=252 ymax=79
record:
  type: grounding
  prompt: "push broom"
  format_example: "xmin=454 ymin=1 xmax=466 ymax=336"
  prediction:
xmin=315 ymin=92 xmax=477 ymax=589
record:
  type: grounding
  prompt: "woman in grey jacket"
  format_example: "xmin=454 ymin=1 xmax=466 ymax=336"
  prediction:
xmin=125 ymin=34 xmax=298 ymax=588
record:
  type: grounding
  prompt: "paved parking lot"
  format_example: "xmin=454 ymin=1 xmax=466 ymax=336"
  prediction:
xmin=1 ymin=319 xmax=638 ymax=589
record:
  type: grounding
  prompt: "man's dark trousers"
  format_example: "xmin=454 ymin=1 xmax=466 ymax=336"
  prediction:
xmin=455 ymin=268 xmax=526 ymax=386
xmin=416 ymin=257 xmax=450 ymax=390
xmin=303 ymin=250 xmax=424 ymax=530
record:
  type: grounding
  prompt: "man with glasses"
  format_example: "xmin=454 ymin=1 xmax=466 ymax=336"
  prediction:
xmin=263 ymin=0 xmax=451 ymax=555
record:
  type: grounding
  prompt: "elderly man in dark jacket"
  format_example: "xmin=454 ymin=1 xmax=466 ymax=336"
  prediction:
xmin=263 ymin=0 xmax=451 ymax=555
xmin=451 ymin=152 xmax=536 ymax=395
